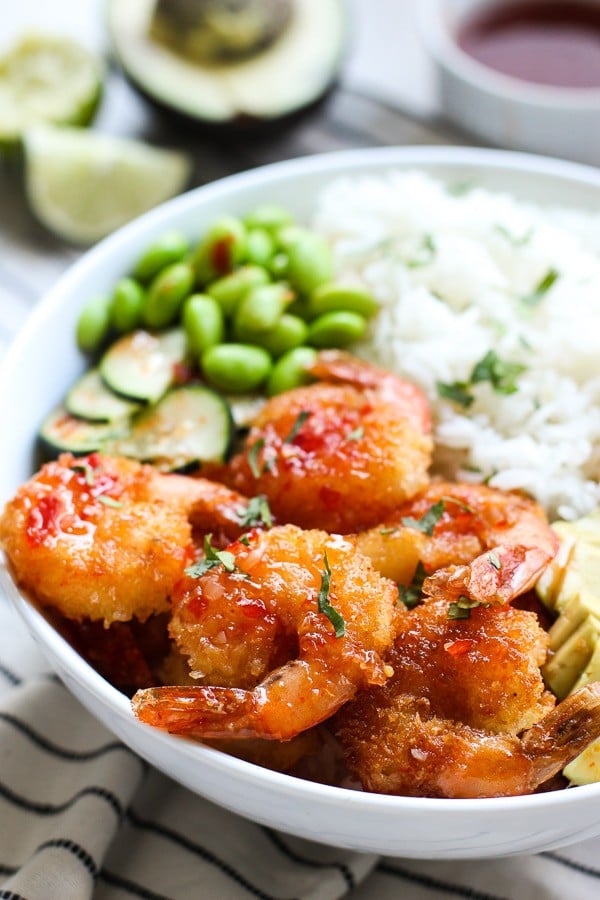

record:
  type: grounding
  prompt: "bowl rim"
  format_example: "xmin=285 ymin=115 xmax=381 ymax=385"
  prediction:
xmin=4 ymin=143 xmax=600 ymax=820
xmin=419 ymin=0 xmax=600 ymax=108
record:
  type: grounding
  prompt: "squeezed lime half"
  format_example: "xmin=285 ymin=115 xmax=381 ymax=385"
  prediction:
xmin=0 ymin=33 xmax=103 ymax=149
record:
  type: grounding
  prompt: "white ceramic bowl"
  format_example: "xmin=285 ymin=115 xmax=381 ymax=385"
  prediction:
xmin=2 ymin=146 xmax=600 ymax=859
xmin=420 ymin=0 xmax=600 ymax=166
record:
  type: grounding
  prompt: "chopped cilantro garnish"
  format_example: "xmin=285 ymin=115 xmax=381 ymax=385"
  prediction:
xmin=284 ymin=410 xmax=311 ymax=444
xmin=493 ymin=224 xmax=534 ymax=247
xmin=438 ymin=496 xmax=475 ymax=515
xmin=72 ymin=462 xmax=95 ymax=486
xmin=346 ymin=426 xmax=364 ymax=441
xmin=402 ymin=500 xmax=445 ymax=537
xmin=248 ymin=438 xmax=265 ymax=478
xmin=261 ymin=456 xmax=276 ymax=475
xmin=237 ymin=495 xmax=273 ymax=530
xmin=448 ymin=595 xmax=491 ymax=620
xmin=398 ymin=561 xmax=427 ymax=610
xmin=521 ymin=268 xmax=559 ymax=309
xmin=488 ymin=551 xmax=501 ymax=570
xmin=97 ymin=495 xmax=122 ymax=509
xmin=406 ymin=234 xmax=436 ymax=268
xmin=436 ymin=380 xmax=474 ymax=409
xmin=239 ymin=534 xmax=250 ymax=546
xmin=317 ymin=552 xmax=345 ymax=638
xmin=471 ymin=349 xmax=526 ymax=395
xmin=379 ymin=527 xmax=398 ymax=536
xmin=185 ymin=534 xmax=237 ymax=578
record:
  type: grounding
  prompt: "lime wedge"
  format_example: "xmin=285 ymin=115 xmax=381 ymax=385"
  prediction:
xmin=24 ymin=125 xmax=192 ymax=244
xmin=0 ymin=33 xmax=103 ymax=148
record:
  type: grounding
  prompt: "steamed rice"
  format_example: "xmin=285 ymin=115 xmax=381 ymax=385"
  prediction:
xmin=313 ymin=171 xmax=600 ymax=520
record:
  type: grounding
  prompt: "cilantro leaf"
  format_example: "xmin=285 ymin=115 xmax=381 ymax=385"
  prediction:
xmin=406 ymin=234 xmax=436 ymax=269
xmin=237 ymin=495 xmax=273 ymax=530
xmin=402 ymin=500 xmax=445 ymax=537
xmin=470 ymin=350 xmax=526 ymax=395
xmin=97 ymin=495 xmax=122 ymax=509
xmin=398 ymin=561 xmax=427 ymax=610
xmin=346 ymin=426 xmax=364 ymax=441
xmin=317 ymin=552 xmax=345 ymax=638
xmin=521 ymin=268 xmax=559 ymax=309
xmin=185 ymin=534 xmax=237 ymax=578
xmin=447 ymin=595 xmax=491 ymax=620
xmin=436 ymin=380 xmax=474 ymax=408
xmin=247 ymin=438 xmax=265 ymax=479
xmin=493 ymin=224 xmax=534 ymax=247
xmin=488 ymin=551 xmax=501 ymax=570
xmin=284 ymin=410 xmax=311 ymax=444
xmin=71 ymin=462 xmax=95 ymax=486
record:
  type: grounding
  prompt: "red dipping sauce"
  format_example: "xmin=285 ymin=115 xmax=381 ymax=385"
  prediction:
xmin=458 ymin=1 xmax=600 ymax=88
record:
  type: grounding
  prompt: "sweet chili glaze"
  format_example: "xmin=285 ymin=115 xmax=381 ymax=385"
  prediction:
xmin=458 ymin=1 xmax=600 ymax=88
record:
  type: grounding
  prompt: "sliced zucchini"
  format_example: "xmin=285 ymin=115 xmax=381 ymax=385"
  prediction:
xmin=39 ymin=407 xmax=130 ymax=458
xmin=100 ymin=328 xmax=189 ymax=403
xmin=65 ymin=368 xmax=142 ymax=422
xmin=109 ymin=385 xmax=233 ymax=471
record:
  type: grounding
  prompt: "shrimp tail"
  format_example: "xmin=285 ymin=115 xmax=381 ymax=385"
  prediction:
xmin=133 ymin=685 xmax=261 ymax=739
xmin=523 ymin=682 xmax=600 ymax=787
xmin=423 ymin=544 xmax=554 ymax=605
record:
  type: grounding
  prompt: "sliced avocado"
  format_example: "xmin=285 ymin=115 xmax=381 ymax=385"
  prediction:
xmin=536 ymin=510 xmax=600 ymax=784
xmin=106 ymin=0 xmax=347 ymax=127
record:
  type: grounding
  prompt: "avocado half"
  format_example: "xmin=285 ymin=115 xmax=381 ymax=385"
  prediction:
xmin=106 ymin=0 xmax=347 ymax=127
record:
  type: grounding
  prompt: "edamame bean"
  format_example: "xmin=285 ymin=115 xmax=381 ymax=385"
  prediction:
xmin=286 ymin=233 xmax=333 ymax=295
xmin=144 ymin=262 xmax=194 ymax=329
xmin=308 ymin=311 xmax=367 ymax=348
xmin=256 ymin=314 xmax=308 ymax=358
xmin=268 ymin=252 xmax=289 ymax=279
xmin=194 ymin=216 xmax=247 ymax=285
xmin=207 ymin=265 xmax=270 ymax=317
xmin=133 ymin=231 xmax=189 ymax=283
xmin=76 ymin=295 xmax=112 ymax=353
xmin=276 ymin=224 xmax=309 ymax=250
xmin=203 ymin=344 xmax=272 ymax=393
xmin=183 ymin=294 xmax=225 ymax=357
xmin=266 ymin=346 xmax=318 ymax=396
xmin=245 ymin=228 xmax=275 ymax=267
xmin=308 ymin=283 xmax=379 ymax=319
xmin=244 ymin=204 xmax=293 ymax=232
xmin=234 ymin=284 xmax=294 ymax=338
xmin=111 ymin=278 xmax=146 ymax=333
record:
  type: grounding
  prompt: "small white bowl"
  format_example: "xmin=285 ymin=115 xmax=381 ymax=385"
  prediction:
xmin=2 ymin=146 xmax=600 ymax=859
xmin=420 ymin=0 xmax=600 ymax=166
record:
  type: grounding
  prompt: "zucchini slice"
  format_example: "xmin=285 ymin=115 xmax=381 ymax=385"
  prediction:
xmin=65 ymin=369 xmax=141 ymax=422
xmin=39 ymin=407 xmax=130 ymax=458
xmin=100 ymin=328 xmax=189 ymax=403
xmin=109 ymin=385 xmax=233 ymax=471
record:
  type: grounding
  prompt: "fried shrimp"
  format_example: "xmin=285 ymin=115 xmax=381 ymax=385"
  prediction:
xmin=214 ymin=351 xmax=432 ymax=533
xmin=133 ymin=524 xmax=400 ymax=740
xmin=336 ymin=601 xmax=600 ymax=797
xmin=0 ymin=453 xmax=250 ymax=625
xmin=356 ymin=481 xmax=558 ymax=605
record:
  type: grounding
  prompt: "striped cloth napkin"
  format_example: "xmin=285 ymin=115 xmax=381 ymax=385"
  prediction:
xmin=1 ymin=600 xmax=600 ymax=900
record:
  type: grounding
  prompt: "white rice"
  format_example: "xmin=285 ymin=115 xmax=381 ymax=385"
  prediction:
xmin=313 ymin=171 xmax=600 ymax=520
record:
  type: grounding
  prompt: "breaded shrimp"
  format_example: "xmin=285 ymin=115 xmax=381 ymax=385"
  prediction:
xmin=133 ymin=525 xmax=400 ymax=740
xmin=0 ymin=453 xmax=250 ymax=625
xmin=356 ymin=481 xmax=558 ymax=605
xmin=214 ymin=351 xmax=432 ymax=533
xmin=336 ymin=686 xmax=600 ymax=799
xmin=336 ymin=601 xmax=600 ymax=797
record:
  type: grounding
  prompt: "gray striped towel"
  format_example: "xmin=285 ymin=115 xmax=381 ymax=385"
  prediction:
xmin=1 ymin=597 xmax=600 ymax=900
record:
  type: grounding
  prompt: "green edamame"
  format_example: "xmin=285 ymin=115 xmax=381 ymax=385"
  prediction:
xmin=244 ymin=204 xmax=293 ymax=232
xmin=268 ymin=252 xmax=289 ymax=279
xmin=266 ymin=346 xmax=317 ymax=396
xmin=234 ymin=284 xmax=294 ymax=338
xmin=255 ymin=314 xmax=308 ymax=358
xmin=207 ymin=265 xmax=270 ymax=317
xmin=275 ymin=224 xmax=308 ymax=250
xmin=111 ymin=278 xmax=146 ymax=333
xmin=183 ymin=294 xmax=225 ymax=357
xmin=308 ymin=283 xmax=379 ymax=319
xmin=144 ymin=262 xmax=194 ymax=329
xmin=203 ymin=344 xmax=272 ymax=393
xmin=76 ymin=295 xmax=112 ymax=353
xmin=308 ymin=311 xmax=367 ymax=348
xmin=133 ymin=231 xmax=189 ymax=283
xmin=286 ymin=233 xmax=333 ymax=295
xmin=193 ymin=216 xmax=247 ymax=285
xmin=245 ymin=228 xmax=275 ymax=267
